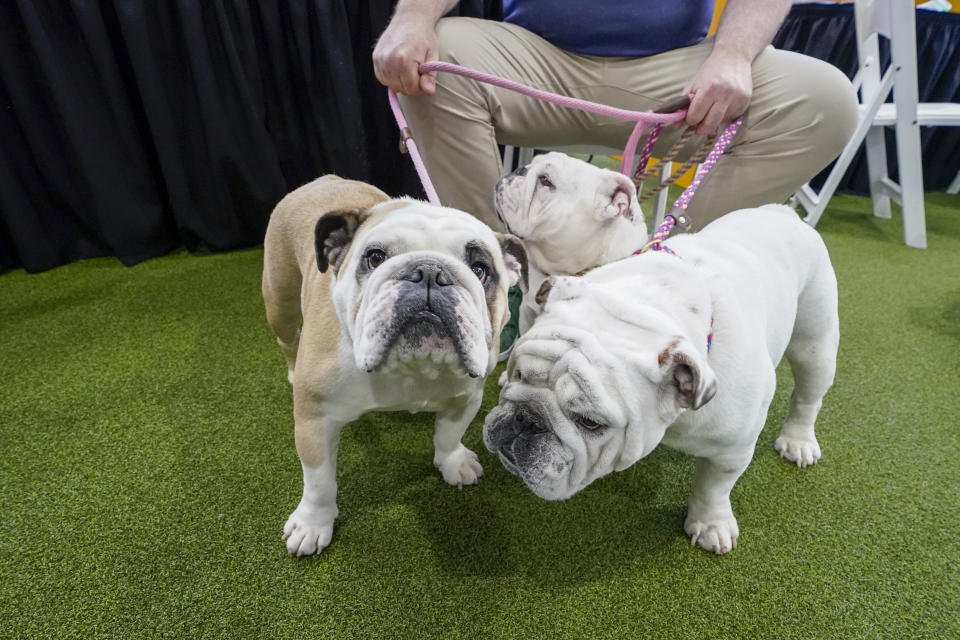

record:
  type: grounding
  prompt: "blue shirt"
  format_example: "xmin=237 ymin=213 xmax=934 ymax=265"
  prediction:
xmin=502 ymin=0 xmax=715 ymax=57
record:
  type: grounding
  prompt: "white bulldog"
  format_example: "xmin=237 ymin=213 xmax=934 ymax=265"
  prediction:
xmin=483 ymin=205 xmax=839 ymax=554
xmin=494 ymin=151 xmax=648 ymax=335
xmin=263 ymin=175 xmax=525 ymax=555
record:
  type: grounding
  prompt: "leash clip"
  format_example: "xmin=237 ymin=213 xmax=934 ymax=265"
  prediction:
xmin=398 ymin=127 xmax=414 ymax=154
xmin=664 ymin=208 xmax=692 ymax=233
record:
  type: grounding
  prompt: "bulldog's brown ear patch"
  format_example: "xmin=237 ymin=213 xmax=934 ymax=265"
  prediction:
xmin=657 ymin=340 xmax=679 ymax=367
xmin=496 ymin=232 xmax=529 ymax=292
xmin=660 ymin=342 xmax=717 ymax=410
xmin=535 ymin=276 xmax=557 ymax=307
xmin=315 ymin=208 xmax=366 ymax=273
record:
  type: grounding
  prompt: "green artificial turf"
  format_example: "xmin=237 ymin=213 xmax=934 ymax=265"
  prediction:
xmin=2 ymin=193 xmax=959 ymax=639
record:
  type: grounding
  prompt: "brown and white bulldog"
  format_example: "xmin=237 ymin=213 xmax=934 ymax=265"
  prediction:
xmin=262 ymin=175 xmax=526 ymax=555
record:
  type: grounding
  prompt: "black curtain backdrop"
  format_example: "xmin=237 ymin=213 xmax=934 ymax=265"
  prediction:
xmin=0 ymin=2 xmax=957 ymax=273
xmin=0 ymin=0 xmax=500 ymax=273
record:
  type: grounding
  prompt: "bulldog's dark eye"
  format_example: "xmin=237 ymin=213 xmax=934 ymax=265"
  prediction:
xmin=365 ymin=249 xmax=387 ymax=270
xmin=575 ymin=415 xmax=604 ymax=431
xmin=471 ymin=261 xmax=489 ymax=284
xmin=538 ymin=174 xmax=555 ymax=190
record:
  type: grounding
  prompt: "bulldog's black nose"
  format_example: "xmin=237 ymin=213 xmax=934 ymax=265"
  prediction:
xmin=490 ymin=405 xmax=551 ymax=471
xmin=492 ymin=406 xmax=548 ymax=449
xmin=399 ymin=262 xmax=453 ymax=287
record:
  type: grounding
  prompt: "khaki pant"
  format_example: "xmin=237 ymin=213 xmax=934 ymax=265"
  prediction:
xmin=399 ymin=17 xmax=859 ymax=231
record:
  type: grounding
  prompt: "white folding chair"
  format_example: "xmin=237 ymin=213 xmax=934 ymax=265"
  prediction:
xmin=795 ymin=0 xmax=960 ymax=249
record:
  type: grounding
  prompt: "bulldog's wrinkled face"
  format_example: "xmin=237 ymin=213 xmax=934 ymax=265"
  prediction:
xmin=493 ymin=152 xmax=645 ymax=275
xmin=483 ymin=276 xmax=716 ymax=499
xmin=316 ymin=200 xmax=525 ymax=380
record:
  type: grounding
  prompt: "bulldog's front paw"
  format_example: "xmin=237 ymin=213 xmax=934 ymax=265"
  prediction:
xmin=774 ymin=434 xmax=821 ymax=468
xmin=434 ymin=445 xmax=484 ymax=488
xmin=282 ymin=507 xmax=334 ymax=556
xmin=684 ymin=512 xmax=740 ymax=555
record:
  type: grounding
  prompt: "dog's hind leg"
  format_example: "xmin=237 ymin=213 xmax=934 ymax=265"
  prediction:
xmin=776 ymin=263 xmax=839 ymax=467
xmin=262 ymin=249 xmax=303 ymax=384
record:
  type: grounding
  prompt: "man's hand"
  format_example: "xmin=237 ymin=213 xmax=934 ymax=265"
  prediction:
xmin=683 ymin=49 xmax=752 ymax=135
xmin=373 ymin=16 xmax=437 ymax=96
xmin=374 ymin=1 xmax=457 ymax=96
xmin=683 ymin=0 xmax=792 ymax=134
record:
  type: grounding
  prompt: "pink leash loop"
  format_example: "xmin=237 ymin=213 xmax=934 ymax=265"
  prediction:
xmin=389 ymin=61 xmax=744 ymax=225
xmin=388 ymin=61 xmax=687 ymax=206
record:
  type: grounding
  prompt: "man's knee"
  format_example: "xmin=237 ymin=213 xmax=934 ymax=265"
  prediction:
xmin=795 ymin=58 xmax=859 ymax=160
xmin=752 ymin=49 xmax=858 ymax=162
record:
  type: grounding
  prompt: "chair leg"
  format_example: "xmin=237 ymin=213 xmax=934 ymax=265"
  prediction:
xmin=502 ymin=146 xmax=516 ymax=176
xmin=864 ymin=127 xmax=891 ymax=219
xmin=518 ymin=147 xmax=535 ymax=167
xmin=857 ymin=20 xmax=890 ymax=220
xmin=894 ymin=118 xmax=927 ymax=248
xmin=947 ymin=170 xmax=960 ymax=195
xmin=652 ymin=161 xmax=672 ymax=230
xmin=889 ymin=0 xmax=926 ymax=249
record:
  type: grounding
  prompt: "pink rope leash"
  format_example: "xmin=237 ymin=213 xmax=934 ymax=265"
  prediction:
xmin=572 ymin=212 xmax=677 ymax=276
xmin=633 ymin=124 xmax=664 ymax=180
xmin=627 ymin=119 xmax=741 ymax=261
xmin=387 ymin=60 xmax=744 ymax=233
xmin=671 ymin=116 xmax=743 ymax=213
xmin=388 ymin=89 xmax=440 ymax=205
xmin=636 ymin=215 xmax=678 ymax=256
xmin=574 ymin=214 xmax=714 ymax=352
xmin=388 ymin=61 xmax=686 ymax=207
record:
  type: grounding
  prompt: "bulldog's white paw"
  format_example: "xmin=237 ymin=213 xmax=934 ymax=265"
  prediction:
xmin=684 ymin=513 xmax=740 ymax=555
xmin=287 ymin=369 xmax=295 ymax=385
xmin=774 ymin=434 xmax=821 ymax=468
xmin=434 ymin=445 xmax=484 ymax=488
xmin=282 ymin=507 xmax=334 ymax=556
xmin=498 ymin=370 xmax=508 ymax=387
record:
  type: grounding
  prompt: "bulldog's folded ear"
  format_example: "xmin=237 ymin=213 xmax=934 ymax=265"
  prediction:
xmin=315 ymin=208 xmax=367 ymax=273
xmin=658 ymin=340 xmax=717 ymax=410
xmin=537 ymin=275 xmax=585 ymax=309
xmin=535 ymin=276 xmax=556 ymax=307
xmin=599 ymin=172 xmax=641 ymax=223
xmin=495 ymin=232 xmax=529 ymax=292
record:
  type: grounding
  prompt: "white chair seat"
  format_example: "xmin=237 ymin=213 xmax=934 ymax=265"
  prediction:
xmin=871 ymin=102 xmax=960 ymax=127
